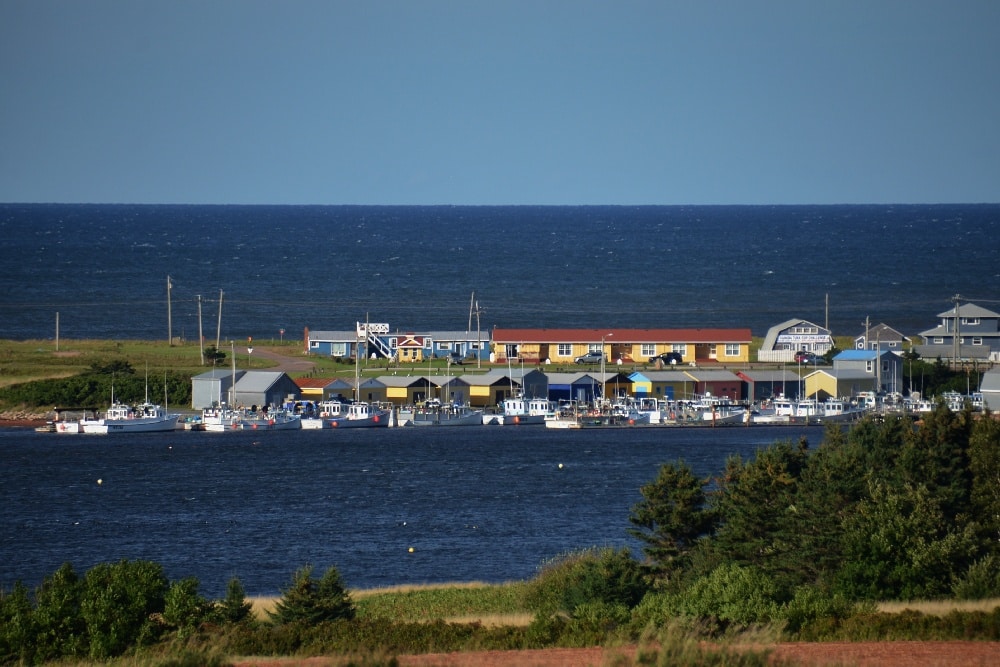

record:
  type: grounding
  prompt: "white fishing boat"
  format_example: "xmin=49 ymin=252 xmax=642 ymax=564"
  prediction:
xmin=81 ymin=401 xmax=181 ymax=434
xmin=492 ymin=395 xmax=556 ymax=425
xmin=201 ymin=405 xmax=244 ymax=432
xmin=409 ymin=403 xmax=484 ymax=426
xmin=299 ymin=400 xmax=347 ymax=429
xmin=327 ymin=402 xmax=390 ymax=428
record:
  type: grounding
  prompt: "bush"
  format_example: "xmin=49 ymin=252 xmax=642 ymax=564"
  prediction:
xmin=31 ymin=562 xmax=87 ymax=661
xmin=163 ymin=577 xmax=212 ymax=635
xmin=80 ymin=559 xmax=168 ymax=659
xmin=780 ymin=586 xmax=858 ymax=635
xmin=675 ymin=563 xmax=781 ymax=628
xmin=525 ymin=547 xmax=647 ymax=619
xmin=268 ymin=565 xmax=356 ymax=626
xmin=0 ymin=581 xmax=34 ymax=664
xmin=951 ymin=554 xmax=1000 ymax=600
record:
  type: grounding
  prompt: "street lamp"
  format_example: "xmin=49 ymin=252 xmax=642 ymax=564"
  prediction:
xmin=600 ymin=333 xmax=613 ymax=403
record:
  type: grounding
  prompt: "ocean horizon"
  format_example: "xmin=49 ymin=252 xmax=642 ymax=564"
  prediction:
xmin=1 ymin=203 xmax=997 ymax=343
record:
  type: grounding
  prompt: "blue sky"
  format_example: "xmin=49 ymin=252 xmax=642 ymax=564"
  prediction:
xmin=2 ymin=1 xmax=998 ymax=205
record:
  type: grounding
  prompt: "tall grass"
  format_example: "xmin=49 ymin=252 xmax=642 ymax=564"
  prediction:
xmin=877 ymin=598 xmax=1000 ymax=616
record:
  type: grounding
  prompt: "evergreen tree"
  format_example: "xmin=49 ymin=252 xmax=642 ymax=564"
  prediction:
xmin=218 ymin=576 xmax=254 ymax=624
xmin=706 ymin=440 xmax=808 ymax=591
xmin=628 ymin=460 xmax=714 ymax=584
xmin=268 ymin=565 xmax=355 ymax=625
xmin=968 ymin=413 xmax=1000 ymax=545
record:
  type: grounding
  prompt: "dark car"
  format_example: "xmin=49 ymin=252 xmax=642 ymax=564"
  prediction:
xmin=574 ymin=351 xmax=605 ymax=364
xmin=648 ymin=351 xmax=683 ymax=365
xmin=794 ymin=351 xmax=820 ymax=364
xmin=447 ymin=351 xmax=465 ymax=365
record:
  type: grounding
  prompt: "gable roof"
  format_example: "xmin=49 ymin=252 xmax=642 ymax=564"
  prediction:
xmin=761 ymin=318 xmax=829 ymax=350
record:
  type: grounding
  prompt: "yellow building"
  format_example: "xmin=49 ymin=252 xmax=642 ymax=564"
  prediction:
xmin=491 ymin=328 xmax=752 ymax=365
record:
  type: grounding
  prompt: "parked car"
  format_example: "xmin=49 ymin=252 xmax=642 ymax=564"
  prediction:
xmin=649 ymin=351 xmax=683 ymax=365
xmin=447 ymin=351 xmax=465 ymax=365
xmin=574 ymin=351 xmax=605 ymax=364
xmin=794 ymin=351 xmax=820 ymax=364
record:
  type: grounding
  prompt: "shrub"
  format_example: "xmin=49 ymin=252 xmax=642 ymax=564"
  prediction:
xmin=951 ymin=554 xmax=1000 ymax=600
xmin=80 ymin=559 xmax=168 ymax=659
xmin=780 ymin=586 xmax=858 ymax=635
xmin=675 ymin=563 xmax=781 ymax=628
xmin=268 ymin=565 xmax=356 ymax=626
xmin=525 ymin=547 xmax=647 ymax=618
xmin=32 ymin=562 xmax=87 ymax=661
xmin=0 ymin=581 xmax=34 ymax=664
xmin=163 ymin=577 xmax=212 ymax=635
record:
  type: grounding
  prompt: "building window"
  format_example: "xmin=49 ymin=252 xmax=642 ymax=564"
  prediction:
xmin=557 ymin=343 xmax=572 ymax=356
xmin=962 ymin=317 xmax=980 ymax=325
xmin=641 ymin=344 xmax=655 ymax=357
xmin=725 ymin=343 xmax=739 ymax=356
xmin=933 ymin=337 xmax=943 ymax=344
xmin=866 ymin=361 xmax=874 ymax=373
xmin=972 ymin=337 xmax=983 ymax=346
xmin=310 ymin=340 xmax=319 ymax=348
xmin=672 ymin=344 xmax=686 ymax=355
xmin=588 ymin=344 xmax=601 ymax=353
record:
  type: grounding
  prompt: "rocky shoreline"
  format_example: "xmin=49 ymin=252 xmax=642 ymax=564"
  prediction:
xmin=0 ymin=410 xmax=51 ymax=428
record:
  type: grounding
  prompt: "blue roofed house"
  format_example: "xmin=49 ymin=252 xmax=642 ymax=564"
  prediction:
xmin=915 ymin=302 xmax=1000 ymax=363
xmin=804 ymin=349 xmax=903 ymax=400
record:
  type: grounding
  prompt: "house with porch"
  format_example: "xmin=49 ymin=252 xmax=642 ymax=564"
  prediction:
xmin=305 ymin=324 xmax=489 ymax=363
xmin=758 ymin=319 xmax=834 ymax=362
xmin=490 ymin=327 xmax=752 ymax=365
xmin=915 ymin=301 xmax=1000 ymax=363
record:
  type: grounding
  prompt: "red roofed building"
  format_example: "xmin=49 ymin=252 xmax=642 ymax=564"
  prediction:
xmin=491 ymin=328 xmax=752 ymax=365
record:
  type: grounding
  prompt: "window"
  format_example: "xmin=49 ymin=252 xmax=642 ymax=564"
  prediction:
xmin=672 ymin=344 xmax=686 ymax=355
xmin=866 ymin=361 xmax=874 ymax=373
xmin=310 ymin=340 xmax=319 ymax=349
xmin=725 ymin=343 xmax=739 ymax=356
xmin=557 ymin=343 xmax=572 ymax=356
xmin=961 ymin=317 xmax=980 ymax=325
xmin=933 ymin=337 xmax=944 ymax=344
xmin=641 ymin=344 xmax=655 ymax=357
xmin=588 ymin=344 xmax=601 ymax=353
xmin=972 ymin=337 xmax=983 ymax=346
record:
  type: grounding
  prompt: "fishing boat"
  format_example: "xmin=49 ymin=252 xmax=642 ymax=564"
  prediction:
xmin=202 ymin=405 xmax=244 ymax=432
xmin=409 ymin=402 xmax=483 ymax=426
xmin=81 ymin=401 xmax=181 ymax=434
xmin=233 ymin=408 xmax=301 ymax=431
xmin=491 ymin=395 xmax=556 ymax=425
xmin=327 ymin=402 xmax=390 ymax=428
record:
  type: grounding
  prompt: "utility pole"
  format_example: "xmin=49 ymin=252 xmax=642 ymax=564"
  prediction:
xmin=55 ymin=312 xmax=59 ymax=351
xmin=952 ymin=294 xmax=962 ymax=369
xmin=167 ymin=275 xmax=173 ymax=346
xmin=215 ymin=289 xmax=224 ymax=348
xmin=197 ymin=294 xmax=204 ymax=365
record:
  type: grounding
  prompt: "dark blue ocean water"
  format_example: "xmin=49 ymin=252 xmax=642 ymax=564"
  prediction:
xmin=1 ymin=424 xmax=823 ymax=597
xmin=1 ymin=204 xmax=998 ymax=340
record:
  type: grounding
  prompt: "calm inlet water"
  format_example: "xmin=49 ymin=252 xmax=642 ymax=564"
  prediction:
xmin=1 ymin=424 xmax=822 ymax=597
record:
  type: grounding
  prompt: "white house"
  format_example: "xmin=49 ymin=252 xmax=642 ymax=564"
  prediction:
xmin=758 ymin=319 xmax=834 ymax=363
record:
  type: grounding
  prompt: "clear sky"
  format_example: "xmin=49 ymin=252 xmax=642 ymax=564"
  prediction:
xmin=2 ymin=1 xmax=998 ymax=205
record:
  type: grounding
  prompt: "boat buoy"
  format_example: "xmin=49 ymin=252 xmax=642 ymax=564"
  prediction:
xmin=558 ymin=463 xmax=563 ymax=469
xmin=374 ymin=415 xmax=380 ymax=422
xmin=408 ymin=546 xmax=414 ymax=553
xmin=97 ymin=478 xmax=103 ymax=485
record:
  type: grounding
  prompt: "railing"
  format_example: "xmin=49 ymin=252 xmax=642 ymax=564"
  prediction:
xmin=756 ymin=350 xmax=796 ymax=363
